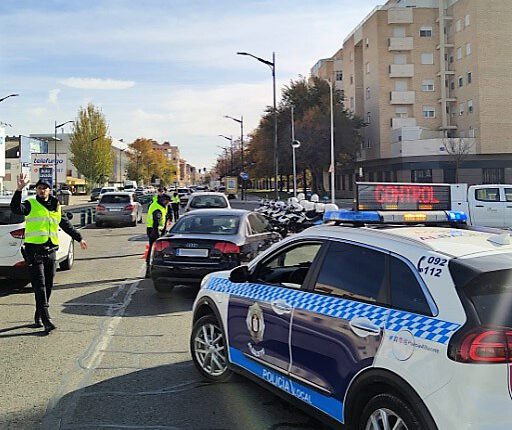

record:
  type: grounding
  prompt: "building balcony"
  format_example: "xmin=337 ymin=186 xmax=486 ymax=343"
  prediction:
xmin=439 ymin=97 xmax=457 ymax=103
xmin=390 ymin=91 xmax=415 ymax=105
xmin=389 ymin=64 xmax=414 ymax=78
xmin=437 ymin=43 xmax=454 ymax=49
xmin=440 ymin=125 xmax=458 ymax=130
xmin=388 ymin=8 xmax=413 ymax=24
xmin=388 ymin=37 xmax=414 ymax=51
xmin=391 ymin=117 xmax=417 ymax=129
xmin=391 ymin=136 xmax=476 ymax=158
xmin=438 ymin=70 xmax=455 ymax=76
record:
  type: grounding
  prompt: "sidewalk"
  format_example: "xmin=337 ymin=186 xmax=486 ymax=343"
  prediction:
xmin=68 ymin=194 xmax=93 ymax=207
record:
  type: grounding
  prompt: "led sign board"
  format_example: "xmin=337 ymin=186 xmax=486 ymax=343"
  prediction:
xmin=356 ymin=182 xmax=451 ymax=211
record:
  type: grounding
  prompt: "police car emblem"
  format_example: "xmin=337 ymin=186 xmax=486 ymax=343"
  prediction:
xmin=246 ymin=302 xmax=265 ymax=344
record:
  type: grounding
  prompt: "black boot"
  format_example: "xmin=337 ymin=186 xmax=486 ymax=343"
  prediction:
xmin=41 ymin=308 xmax=56 ymax=333
xmin=33 ymin=310 xmax=43 ymax=328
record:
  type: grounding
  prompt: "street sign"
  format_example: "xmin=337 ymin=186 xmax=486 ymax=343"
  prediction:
xmin=240 ymin=172 xmax=249 ymax=181
xmin=39 ymin=167 xmax=53 ymax=189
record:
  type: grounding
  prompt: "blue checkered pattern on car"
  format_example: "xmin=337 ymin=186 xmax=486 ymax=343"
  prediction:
xmin=206 ymin=277 xmax=460 ymax=345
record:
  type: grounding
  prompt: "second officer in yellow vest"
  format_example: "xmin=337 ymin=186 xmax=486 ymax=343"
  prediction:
xmin=10 ymin=174 xmax=88 ymax=333
xmin=146 ymin=193 xmax=171 ymax=277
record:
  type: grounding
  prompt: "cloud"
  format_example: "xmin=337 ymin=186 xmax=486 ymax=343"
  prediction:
xmin=28 ymin=107 xmax=47 ymax=117
xmin=48 ymin=88 xmax=60 ymax=104
xmin=132 ymin=109 xmax=175 ymax=122
xmin=59 ymin=78 xmax=135 ymax=90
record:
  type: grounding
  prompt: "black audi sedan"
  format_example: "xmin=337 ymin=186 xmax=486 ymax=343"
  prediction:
xmin=150 ymin=209 xmax=281 ymax=293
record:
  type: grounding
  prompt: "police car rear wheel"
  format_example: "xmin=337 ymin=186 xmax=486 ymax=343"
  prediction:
xmin=191 ymin=315 xmax=231 ymax=382
xmin=360 ymin=393 xmax=420 ymax=430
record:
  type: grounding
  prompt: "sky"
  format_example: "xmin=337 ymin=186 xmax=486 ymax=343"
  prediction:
xmin=0 ymin=0 xmax=382 ymax=169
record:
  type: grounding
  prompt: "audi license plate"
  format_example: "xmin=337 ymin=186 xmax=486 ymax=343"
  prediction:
xmin=176 ymin=248 xmax=208 ymax=257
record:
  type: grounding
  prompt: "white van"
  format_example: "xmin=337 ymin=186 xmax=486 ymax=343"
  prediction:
xmin=123 ymin=180 xmax=137 ymax=191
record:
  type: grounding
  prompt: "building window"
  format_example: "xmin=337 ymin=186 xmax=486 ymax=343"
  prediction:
xmin=365 ymin=37 xmax=369 ymax=47
xmin=395 ymin=80 xmax=408 ymax=91
xmin=350 ymin=52 xmax=354 ymax=62
xmin=423 ymin=107 xmax=436 ymax=118
xmin=468 ymin=127 xmax=476 ymax=138
xmin=468 ymin=99 xmax=474 ymax=114
xmin=395 ymin=107 xmax=408 ymax=118
xmin=444 ymin=168 xmax=456 ymax=184
xmin=66 ymin=169 xmax=73 ymax=176
xmin=366 ymin=138 xmax=372 ymax=149
xmin=421 ymin=79 xmax=435 ymax=91
xmin=350 ymin=75 xmax=354 ymax=85
xmin=467 ymin=71 xmax=472 ymax=84
xmin=350 ymin=97 xmax=354 ymax=109
xmin=5 ymin=162 xmax=11 ymax=170
xmin=465 ymin=14 xmax=470 ymax=27
xmin=366 ymin=62 xmax=370 ymax=74
xmin=412 ymin=169 xmax=433 ymax=183
xmin=456 ymin=19 xmax=462 ymax=32
xmin=420 ymin=27 xmax=433 ymax=37
xmin=449 ymin=55 xmax=454 ymax=63
xmin=421 ymin=53 xmax=434 ymax=65
xmin=450 ymin=81 xmax=455 ymax=90
xmin=394 ymin=53 xmax=407 ymax=65
xmin=457 ymin=47 xmax=463 ymax=60
xmin=366 ymin=87 xmax=371 ymax=99
xmin=458 ymin=76 xmax=464 ymax=87
xmin=482 ymin=168 xmax=505 ymax=184
xmin=335 ymin=71 xmax=343 ymax=81
xmin=393 ymin=26 xmax=406 ymax=37
xmin=459 ymin=103 xmax=465 ymax=116
xmin=366 ymin=112 xmax=371 ymax=124
xmin=466 ymin=43 xmax=472 ymax=56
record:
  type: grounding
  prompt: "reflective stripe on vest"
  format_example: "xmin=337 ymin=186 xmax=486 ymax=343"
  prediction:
xmin=147 ymin=201 xmax=167 ymax=230
xmin=25 ymin=198 xmax=61 ymax=245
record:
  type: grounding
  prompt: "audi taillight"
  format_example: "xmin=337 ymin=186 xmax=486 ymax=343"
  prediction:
xmin=96 ymin=204 xmax=106 ymax=212
xmin=10 ymin=228 xmax=25 ymax=239
xmin=214 ymin=242 xmax=240 ymax=254
xmin=449 ymin=327 xmax=512 ymax=363
xmin=151 ymin=240 xmax=171 ymax=259
xmin=124 ymin=204 xmax=134 ymax=211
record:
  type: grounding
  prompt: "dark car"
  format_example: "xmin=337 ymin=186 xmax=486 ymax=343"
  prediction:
xmin=89 ymin=187 xmax=102 ymax=202
xmin=150 ymin=209 xmax=281 ymax=293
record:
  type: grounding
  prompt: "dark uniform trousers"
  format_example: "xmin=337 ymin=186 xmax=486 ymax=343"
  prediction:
xmin=26 ymin=249 xmax=57 ymax=321
xmin=146 ymin=228 xmax=159 ymax=265
xmin=171 ymin=203 xmax=180 ymax=222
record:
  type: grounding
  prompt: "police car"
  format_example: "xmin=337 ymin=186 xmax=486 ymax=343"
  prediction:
xmin=189 ymin=183 xmax=512 ymax=430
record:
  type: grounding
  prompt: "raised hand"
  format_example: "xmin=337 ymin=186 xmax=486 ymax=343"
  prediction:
xmin=17 ymin=173 xmax=30 ymax=191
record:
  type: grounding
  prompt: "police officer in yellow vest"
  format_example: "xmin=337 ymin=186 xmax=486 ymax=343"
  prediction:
xmin=146 ymin=192 xmax=171 ymax=277
xmin=10 ymin=174 xmax=88 ymax=333
xmin=171 ymin=191 xmax=180 ymax=222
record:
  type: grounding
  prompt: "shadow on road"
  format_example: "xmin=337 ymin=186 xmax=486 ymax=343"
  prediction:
xmin=39 ymin=361 xmax=324 ymax=430
xmin=61 ymin=280 xmax=197 ymax=317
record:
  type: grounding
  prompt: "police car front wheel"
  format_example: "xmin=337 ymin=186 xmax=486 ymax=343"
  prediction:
xmin=359 ymin=393 xmax=421 ymax=430
xmin=190 ymin=315 xmax=231 ymax=382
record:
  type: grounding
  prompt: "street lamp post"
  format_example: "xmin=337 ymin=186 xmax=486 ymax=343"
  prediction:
xmin=0 ymin=94 xmax=19 ymax=103
xmin=237 ymin=51 xmax=278 ymax=200
xmin=218 ymin=135 xmax=234 ymax=173
xmin=224 ymin=115 xmax=244 ymax=200
xmin=323 ymin=79 xmax=336 ymax=204
xmin=54 ymin=120 xmax=73 ymax=193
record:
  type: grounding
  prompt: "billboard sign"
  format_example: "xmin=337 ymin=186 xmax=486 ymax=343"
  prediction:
xmin=38 ymin=167 xmax=53 ymax=189
xmin=30 ymin=153 xmax=67 ymax=185
xmin=20 ymin=136 xmax=49 ymax=175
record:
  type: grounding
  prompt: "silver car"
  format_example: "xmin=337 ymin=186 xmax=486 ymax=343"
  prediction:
xmin=95 ymin=192 xmax=143 ymax=227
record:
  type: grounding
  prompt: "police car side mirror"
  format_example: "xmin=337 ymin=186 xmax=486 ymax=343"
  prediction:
xmin=66 ymin=212 xmax=73 ymax=220
xmin=229 ymin=265 xmax=250 ymax=283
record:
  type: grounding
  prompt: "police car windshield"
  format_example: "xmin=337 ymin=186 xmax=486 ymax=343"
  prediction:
xmin=450 ymin=253 xmax=512 ymax=327
xmin=171 ymin=214 xmax=240 ymax=235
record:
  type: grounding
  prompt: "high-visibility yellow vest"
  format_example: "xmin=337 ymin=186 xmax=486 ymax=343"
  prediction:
xmin=147 ymin=201 xmax=167 ymax=230
xmin=24 ymin=198 xmax=61 ymax=245
xmin=171 ymin=195 xmax=180 ymax=204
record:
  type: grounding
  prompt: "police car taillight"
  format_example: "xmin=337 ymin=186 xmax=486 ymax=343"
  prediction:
xmin=449 ymin=327 xmax=512 ymax=363
xmin=10 ymin=228 xmax=25 ymax=239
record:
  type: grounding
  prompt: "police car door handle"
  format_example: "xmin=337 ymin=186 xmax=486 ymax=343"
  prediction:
xmin=349 ymin=318 xmax=381 ymax=338
xmin=271 ymin=299 xmax=292 ymax=315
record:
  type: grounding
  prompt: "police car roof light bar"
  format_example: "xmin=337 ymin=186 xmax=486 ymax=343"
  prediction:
xmin=323 ymin=210 xmax=468 ymax=226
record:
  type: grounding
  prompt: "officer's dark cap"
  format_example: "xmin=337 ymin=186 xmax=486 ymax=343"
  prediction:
xmin=35 ymin=179 xmax=51 ymax=189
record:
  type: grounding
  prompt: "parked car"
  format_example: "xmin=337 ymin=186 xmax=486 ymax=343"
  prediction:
xmin=0 ymin=197 xmax=75 ymax=286
xmin=149 ymin=209 xmax=280 ymax=293
xmin=99 ymin=186 xmax=117 ymax=198
xmin=177 ymin=187 xmax=191 ymax=207
xmin=89 ymin=188 xmax=102 ymax=202
xmin=95 ymin=192 xmax=143 ymax=227
xmin=184 ymin=192 xmax=230 ymax=212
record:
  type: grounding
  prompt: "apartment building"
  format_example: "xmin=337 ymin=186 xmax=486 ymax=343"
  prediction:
xmin=152 ymin=141 xmax=181 ymax=183
xmin=312 ymin=0 xmax=512 ymax=191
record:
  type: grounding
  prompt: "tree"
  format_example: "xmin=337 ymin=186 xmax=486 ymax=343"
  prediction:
xmin=442 ymin=137 xmax=474 ymax=182
xmin=69 ymin=104 xmax=114 ymax=190
xmin=126 ymin=138 xmax=176 ymax=186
